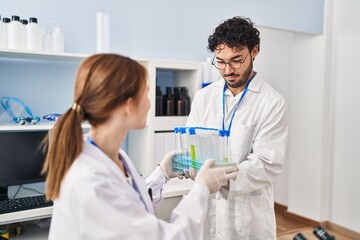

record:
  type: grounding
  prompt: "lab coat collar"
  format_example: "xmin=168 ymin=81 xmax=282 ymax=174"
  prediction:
xmin=81 ymin=137 xmax=154 ymax=213
xmin=82 ymin=138 xmax=126 ymax=184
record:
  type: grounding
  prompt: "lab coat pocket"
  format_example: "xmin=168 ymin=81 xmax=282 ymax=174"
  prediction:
xmin=230 ymin=124 xmax=256 ymax=164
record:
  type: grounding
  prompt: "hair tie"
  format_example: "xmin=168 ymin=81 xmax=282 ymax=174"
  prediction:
xmin=72 ymin=102 xmax=84 ymax=116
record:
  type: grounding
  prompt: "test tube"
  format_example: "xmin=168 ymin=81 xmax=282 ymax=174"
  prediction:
xmin=173 ymin=127 xmax=181 ymax=172
xmin=210 ymin=128 xmax=219 ymax=162
xmin=174 ymin=127 xmax=182 ymax=152
xmin=224 ymin=130 xmax=230 ymax=163
xmin=179 ymin=127 xmax=189 ymax=170
xmin=219 ymin=130 xmax=230 ymax=163
xmin=188 ymin=127 xmax=198 ymax=169
xmin=195 ymin=127 xmax=204 ymax=163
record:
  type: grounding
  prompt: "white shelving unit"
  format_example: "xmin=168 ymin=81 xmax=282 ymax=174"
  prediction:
xmin=0 ymin=50 xmax=202 ymax=238
xmin=128 ymin=59 xmax=202 ymax=177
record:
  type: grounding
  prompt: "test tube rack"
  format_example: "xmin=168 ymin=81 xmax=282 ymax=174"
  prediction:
xmin=172 ymin=127 xmax=234 ymax=174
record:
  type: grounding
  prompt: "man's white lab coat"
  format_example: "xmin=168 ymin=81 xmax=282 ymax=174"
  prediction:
xmin=187 ymin=73 xmax=289 ymax=240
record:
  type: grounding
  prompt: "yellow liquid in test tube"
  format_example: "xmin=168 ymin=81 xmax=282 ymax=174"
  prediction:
xmin=190 ymin=145 xmax=196 ymax=167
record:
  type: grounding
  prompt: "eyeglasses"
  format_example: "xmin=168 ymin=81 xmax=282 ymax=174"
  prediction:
xmin=211 ymin=52 xmax=250 ymax=70
xmin=43 ymin=113 xmax=62 ymax=121
xmin=1 ymin=96 xmax=40 ymax=125
xmin=13 ymin=116 xmax=41 ymax=125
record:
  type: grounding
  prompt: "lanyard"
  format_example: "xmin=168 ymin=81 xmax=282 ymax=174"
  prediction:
xmin=222 ymin=74 xmax=255 ymax=133
xmin=86 ymin=136 xmax=149 ymax=212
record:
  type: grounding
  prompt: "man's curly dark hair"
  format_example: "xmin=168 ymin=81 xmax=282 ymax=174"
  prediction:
xmin=208 ymin=16 xmax=260 ymax=53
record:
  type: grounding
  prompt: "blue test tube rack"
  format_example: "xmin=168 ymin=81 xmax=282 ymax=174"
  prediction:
xmin=173 ymin=127 xmax=232 ymax=173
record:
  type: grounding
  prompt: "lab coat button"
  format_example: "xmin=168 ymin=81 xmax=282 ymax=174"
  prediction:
xmin=216 ymin=193 xmax=220 ymax=200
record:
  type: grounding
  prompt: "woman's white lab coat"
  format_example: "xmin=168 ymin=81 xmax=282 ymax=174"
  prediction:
xmin=49 ymin=140 xmax=209 ymax=240
xmin=187 ymin=74 xmax=289 ymax=240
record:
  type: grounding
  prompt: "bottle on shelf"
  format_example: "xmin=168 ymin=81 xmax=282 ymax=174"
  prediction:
xmin=177 ymin=87 xmax=187 ymax=116
xmin=180 ymin=87 xmax=191 ymax=115
xmin=155 ymin=86 xmax=163 ymax=116
xmin=0 ymin=15 xmax=7 ymax=49
xmin=51 ymin=25 xmax=64 ymax=53
xmin=20 ymin=19 xmax=28 ymax=25
xmin=7 ymin=15 xmax=26 ymax=50
xmin=163 ymin=87 xmax=175 ymax=116
xmin=26 ymin=17 xmax=42 ymax=52
xmin=173 ymin=87 xmax=180 ymax=115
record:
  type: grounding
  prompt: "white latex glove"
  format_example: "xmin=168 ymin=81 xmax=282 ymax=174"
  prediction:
xmin=183 ymin=168 xmax=197 ymax=180
xmin=195 ymin=159 xmax=238 ymax=193
xmin=159 ymin=150 xmax=182 ymax=181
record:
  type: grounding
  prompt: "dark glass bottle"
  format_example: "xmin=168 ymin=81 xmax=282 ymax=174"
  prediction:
xmin=177 ymin=88 xmax=187 ymax=116
xmin=173 ymin=87 xmax=180 ymax=115
xmin=155 ymin=86 xmax=163 ymax=116
xmin=163 ymin=87 xmax=175 ymax=116
xmin=180 ymin=87 xmax=191 ymax=115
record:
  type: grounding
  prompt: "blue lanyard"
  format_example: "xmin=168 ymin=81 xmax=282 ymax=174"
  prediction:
xmin=86 ymin=136 xmax=149 ymax=212
xmin=222 ymin=75 xmax=255 ymax=133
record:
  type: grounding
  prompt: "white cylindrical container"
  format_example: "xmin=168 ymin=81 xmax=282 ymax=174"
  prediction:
xmin=27 ymin=17 xmax=42 ymax=51
xmin=0 ymin=16 xmax=8 ymax=49
xmin=7 ymin=15 xmax=25 ymax=50
xmin=42 ymin=31 xmax=51 ymax=52
xmin=202 ymin=57 xmax=212 ymax=84
xmin=51 ymin=25 xmax=64 ymax=53
xmin=96 ymin=12 xmax=109 ymax=53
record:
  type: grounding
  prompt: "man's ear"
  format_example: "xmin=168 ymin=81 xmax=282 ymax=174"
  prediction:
xmin=251 ymin=45 xmax=259 ymax=61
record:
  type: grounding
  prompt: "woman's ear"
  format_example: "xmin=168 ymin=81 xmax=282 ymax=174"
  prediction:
xmin=122 ymin=97 xmax=136 ymax=116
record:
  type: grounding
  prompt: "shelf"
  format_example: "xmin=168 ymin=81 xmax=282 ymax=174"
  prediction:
xmin=148 ymin=116 xmax=188 ymax=131
xmin=163 ymin=178 xmax=193 ymax=198
xmin=0 ymin=49 xmax=87 ymax=62
xmin=0 ymin=122 xmax=90 ymax=132
xmin=0 ymin=207 xmax=52 ymax=225
xmin=12 ymin=223 xmax=49 ymax=240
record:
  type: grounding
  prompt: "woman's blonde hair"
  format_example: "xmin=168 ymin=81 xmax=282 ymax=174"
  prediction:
xmin=42 ymin=54 xmax=147 ymax=200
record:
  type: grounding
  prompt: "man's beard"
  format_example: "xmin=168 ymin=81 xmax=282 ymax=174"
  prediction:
xmin=224 ymin=60 xmax=253 ymax=89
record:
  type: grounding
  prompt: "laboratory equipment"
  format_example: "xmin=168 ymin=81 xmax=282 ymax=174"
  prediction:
xmin=173 ymin=126 xmax=235 ymax=173
xmin=1 ymin=96 xmax=40 ymax=125
xmin=27 ymin=17 xmax=43 ymax=51
xmin=43 ymin=113 xmax=62 ymax=121
xmin=155 ymin=86 xmax=163 ymax=116
xmin=7 ymin=15 xmax=25 ymax=50
xmin=313 ymin=226 xmax=336 ymax=240
xmin=96 ymin=12 xmax=109 ymax=53
xmin=292 ymin=226 xmax=336 ymax=240
xmin=293 ymin=232 xmax=307 ymax=240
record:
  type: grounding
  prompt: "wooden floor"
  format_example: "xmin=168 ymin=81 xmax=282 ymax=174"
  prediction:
xmin=275 ymin=207 xmax=355 ymax=240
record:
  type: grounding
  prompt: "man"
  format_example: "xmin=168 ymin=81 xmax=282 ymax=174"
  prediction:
xmin=186 ymin=16 xmax=289 ymax=239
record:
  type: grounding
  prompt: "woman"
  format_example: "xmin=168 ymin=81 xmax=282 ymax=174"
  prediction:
xmin=42 ymin=54 xmax=238 ymax=240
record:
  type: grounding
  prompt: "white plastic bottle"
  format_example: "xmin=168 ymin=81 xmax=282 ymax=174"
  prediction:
xmin=42 ymin=30 xmax=51 ymax=52
xmin=7 ymin=15 xmax=25 ymax=50
xmin=51 ymin=25 xmax=64 ymax=53
xmin=26 ymin=17 xmax=42 ymax=51
xmin=0 ymin=16 xmax=7 ymax=49
xmin=96 ymin=12 xmax=109 ymax=53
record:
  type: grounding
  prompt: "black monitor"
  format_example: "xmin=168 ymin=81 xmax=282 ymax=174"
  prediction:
xmin=0 ymin=130 xmax=48 ymax=201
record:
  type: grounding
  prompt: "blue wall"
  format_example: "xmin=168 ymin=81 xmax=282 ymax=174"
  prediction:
xmin=1 ymin=0 xmax=324 ymax=61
